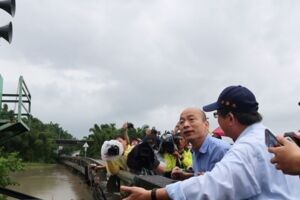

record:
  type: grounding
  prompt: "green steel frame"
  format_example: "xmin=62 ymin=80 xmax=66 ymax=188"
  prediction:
xmin=0 ymin=75 xmax=31 ymax=144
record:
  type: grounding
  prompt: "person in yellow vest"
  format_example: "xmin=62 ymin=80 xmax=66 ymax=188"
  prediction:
xmin=163 ymin=133 xmax=193 ymax=178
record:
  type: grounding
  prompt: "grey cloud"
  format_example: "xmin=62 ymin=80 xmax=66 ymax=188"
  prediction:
xmin=1 ymin=0 xmax=300 ymax=138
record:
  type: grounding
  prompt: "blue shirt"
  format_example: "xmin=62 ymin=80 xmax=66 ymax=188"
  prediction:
xmin=192 ymin=134 xmax=230 ymax=174
xmin=166 ymin=122 xmax=300 ymax=200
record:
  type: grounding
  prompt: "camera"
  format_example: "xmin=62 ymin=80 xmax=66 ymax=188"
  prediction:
xmin=101 ymin=140 xmax=124 ymax=161
xmin=159 ymin=131 xmax=178 ymax=154
xmin=107 ymin=145 xmax=120 ymax=156
xmin=127 ymin=142 xmax=159 ymax=172
xmin=127 ymin=122 xmax=134 ymax=129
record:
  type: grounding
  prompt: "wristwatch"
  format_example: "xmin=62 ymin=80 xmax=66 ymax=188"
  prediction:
xmin=151 ymin=188 xmax=157 ymax=200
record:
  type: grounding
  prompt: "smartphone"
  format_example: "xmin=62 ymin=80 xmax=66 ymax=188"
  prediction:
xmin=284 ymin=132 xmax=300 ymax=147
xmin=265 ymin=129 xmax=281 ymax=147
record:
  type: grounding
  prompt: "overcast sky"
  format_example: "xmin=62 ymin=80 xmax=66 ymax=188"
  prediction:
xmin=1 ymin=0 xmax=300 ymax=139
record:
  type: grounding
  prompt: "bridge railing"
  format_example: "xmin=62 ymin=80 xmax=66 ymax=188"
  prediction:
xmin=59 ymin=156 xmax=176 ymax=199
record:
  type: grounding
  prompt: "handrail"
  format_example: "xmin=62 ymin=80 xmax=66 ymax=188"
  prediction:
xmin=0 ymin=75 xmax=3 ymax=110
xmin=59 ymin=156 xmax=176 ymax=195
xmin=0 ymin=187 xmax=41 ymax=199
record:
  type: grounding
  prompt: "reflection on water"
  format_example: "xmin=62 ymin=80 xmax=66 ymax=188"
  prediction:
xmin=8 ymin=164 xmax=93 ymax=200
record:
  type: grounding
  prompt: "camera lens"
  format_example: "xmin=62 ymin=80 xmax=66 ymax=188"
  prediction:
xmin=107 ymin=145 xmax=119 ymax=156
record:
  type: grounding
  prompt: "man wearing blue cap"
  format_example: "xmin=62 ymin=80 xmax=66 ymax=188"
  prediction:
xmin=121 ymin=85 xmax=300 ymax=200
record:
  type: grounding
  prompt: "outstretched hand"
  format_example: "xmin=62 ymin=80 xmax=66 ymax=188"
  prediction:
xmin=171 ymin=166 xmax=183 ymax=180
xmin=268 ymin=136 xmax=300 ymax=175
xmin=121 ymin=186 xmax=151 ymax=200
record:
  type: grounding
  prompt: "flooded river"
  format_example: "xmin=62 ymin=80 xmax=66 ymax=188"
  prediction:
xmin=8 ymin=164 xmax=93 ymax=200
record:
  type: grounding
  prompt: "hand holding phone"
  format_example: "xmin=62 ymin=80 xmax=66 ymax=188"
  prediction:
xmin=265 ymin=129 xmax=281 ymax=147
xmin=283 ymin=132 xmax=300 ymax=147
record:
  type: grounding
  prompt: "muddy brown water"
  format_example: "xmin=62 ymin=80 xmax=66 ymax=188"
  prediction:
xmin=8 ymin=164 xmax=93 ymax=200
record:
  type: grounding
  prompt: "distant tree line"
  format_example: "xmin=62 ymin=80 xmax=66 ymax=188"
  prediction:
xmin=3 ymin=117 xmax=76 ymax=163
xmin=85 ymin=123 xmax=149 ymax=158
xmin=3 ymin=116 xmax=151 ymax=161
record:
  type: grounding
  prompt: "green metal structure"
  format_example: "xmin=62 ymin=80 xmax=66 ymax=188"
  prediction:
xmin=0 ymin=74 xmax=31 ymax=144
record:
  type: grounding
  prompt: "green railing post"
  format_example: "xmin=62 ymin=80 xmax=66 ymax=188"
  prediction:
xmin=0 ymin=74 xmax=3 ymax=112
xmin=17 ymin=76 xmax=23 ymax=122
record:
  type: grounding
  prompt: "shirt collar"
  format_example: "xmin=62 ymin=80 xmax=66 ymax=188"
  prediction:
xmin=235 ymin=122 xmax=263 ymax=143
xmin=193 ymin=134 xmax=211 ymax=154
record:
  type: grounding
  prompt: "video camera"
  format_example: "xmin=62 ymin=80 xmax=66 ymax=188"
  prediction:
xmin=101 ymin=140 xmax=124 ymax=161
xmin=107 ymin=145 xmax=120 ymax=156
xmin=159 ymin=131 xmax=181 ymax=154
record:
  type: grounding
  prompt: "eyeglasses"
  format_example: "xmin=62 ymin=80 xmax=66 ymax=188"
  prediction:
xmin=213 ymin=112 xmax=219 ymax=118
xmin=214 ymin=110 xmax=232 ymax=119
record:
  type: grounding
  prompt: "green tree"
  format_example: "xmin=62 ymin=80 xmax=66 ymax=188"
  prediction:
xmin=0 ymin=149 xmax=24 ymax=200
xmin=87 ymin=123 xmax=119 ymax=157
xmin=86 ymin=123 xmax=149 ymax=158
xmin=3 ymin=117 xmax=76 ymax=163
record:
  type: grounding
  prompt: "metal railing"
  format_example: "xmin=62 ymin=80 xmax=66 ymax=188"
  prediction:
xmin=0 ymin=75 xmax=31 ymax=144
xmin=59 ymin=156 xmax=176 ymax=200
xmin=1 ymin=76 xmax=31 ymax=126
xmin=0 ymin=187 xmax=41 ymax=200
xmin=2 ymin=76 xmax=31 ymax=122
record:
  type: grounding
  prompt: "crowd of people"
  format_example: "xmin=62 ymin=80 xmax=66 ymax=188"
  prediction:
xmin=101 ymin=109 xmax=232 ymax=180
xmin=93 ymin=85 xmax=300 ymax=199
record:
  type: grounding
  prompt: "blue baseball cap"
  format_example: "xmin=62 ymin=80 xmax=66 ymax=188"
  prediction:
xmin=203 ymin=85 xmax=259 ymax=112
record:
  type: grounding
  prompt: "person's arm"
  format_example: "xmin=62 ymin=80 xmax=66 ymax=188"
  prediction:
xmin=268 ymin=136 xmax=300 ymax=175
xmin=125 ymin=144 xmax=260 ymax=200
xmin=122 ymin=122 xmax=131 ymax=145
xmin=121 ymin=186 xmax=170 ymax=200
xmin=155 ymin=162 xmax=166 ymax=174
xmin=165 ymin=143 xmax=262 ymax=200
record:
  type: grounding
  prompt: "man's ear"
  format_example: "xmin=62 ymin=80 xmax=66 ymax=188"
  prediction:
xmin=204 ymin=120 xmax=210 ymax=132
xmin=206 ymin=120 xmax=210 ymax=127
xmin=227 ymin=112 xmax=235 ymax=125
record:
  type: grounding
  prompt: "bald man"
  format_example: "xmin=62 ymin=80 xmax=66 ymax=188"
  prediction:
xmin=171 ymin=107 xmax=230 ymax=180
